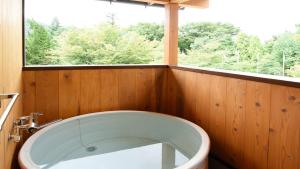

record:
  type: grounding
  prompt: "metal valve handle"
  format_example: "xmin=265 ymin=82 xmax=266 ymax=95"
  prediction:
xmin=14 ymin=116 xmax=30 ymax=126
xmin=31 ymin=112 xmax=44 ymax=123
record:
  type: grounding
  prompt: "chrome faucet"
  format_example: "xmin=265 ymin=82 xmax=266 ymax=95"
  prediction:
xmin=27 ymin=112 xmax=62 ymax=133
xmin=8 ymin=112 xmax=62 ymax=142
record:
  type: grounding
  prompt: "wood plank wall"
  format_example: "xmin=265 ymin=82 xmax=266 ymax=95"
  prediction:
xmin=0 ymin=0 xmax=23 ymax=168
xmin=22 ymin=67 xmax=300 ymax=169
xmin=166 ymin=68 xmax=300 ymax=169
xmin=22 ymin=68 xmax=168 ymax=123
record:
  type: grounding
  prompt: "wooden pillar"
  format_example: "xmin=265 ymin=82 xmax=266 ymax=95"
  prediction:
xmin=164 ymin=3 xmax=179 ymax=65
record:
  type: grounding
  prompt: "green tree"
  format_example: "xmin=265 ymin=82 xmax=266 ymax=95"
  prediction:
xmin=49 ymin=18 xmax=63 ymax=37
xmin=271 ymin=33 xmax=300 ymax=74
xmin=179 ymin=22 xmax=240 ymax=53
xmin=108 ymin=32 xmax=159 ymax=64
xmin=287 ymin=64 xmax=300 ymax=77
xmin=24 ymin=17 xmax=300 ymax=79
xmin=25 ymin=19 xmax=52 ymax=65
xmin=129 ymin=23 xmax=164 ymax=41
xmin=46 ymin=18 xmax=65 ymax=64
xmin=54 ymin=24 xmax=160 ymax=64
xmin=106 ymin=13 xmax=117 ymax=26
xmin=236 ymin=33 xmax=263 ymax=62
xmin=257 ymin=54 xmax=282 ymax=75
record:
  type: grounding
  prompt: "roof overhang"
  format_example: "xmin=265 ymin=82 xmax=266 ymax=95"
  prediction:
xmin=99 ymin=0 xmax=209 ymax=8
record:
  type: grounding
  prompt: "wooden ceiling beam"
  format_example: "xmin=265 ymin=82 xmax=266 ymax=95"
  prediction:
xmin=179 ymin=0 xmax=209 ymax=8
xmin=169 ymin=0 xmax=190 ymax=4
xmin=132 ymin=0 xmax=209 ymax=8
xmin=131 ymin=0 xmax=169 ymax=5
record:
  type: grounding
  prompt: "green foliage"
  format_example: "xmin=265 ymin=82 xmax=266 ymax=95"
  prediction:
xmin=129 ymin=23 xmax=164 ymax=41
xmin=287 ymin=64 xmax=300 ymax=77
xmin=271 ymin=33 xmax=300 ymax=71
xmin=236 ymin=33 xmax=263 ymax=61
xmin=52 ymin=24 xmax=161 ymax=64
xmin=25 ymin=19 xmax=52 ymax=65
xmin=49 ymin=18 xmax=64 ymax=37
xmin=25 ymin=18 xmax=300 ymax=78
xmin=179 ymin=22 xmax=300 ymax=77
xmin=179 ymin=22 xmax=239 ymax=53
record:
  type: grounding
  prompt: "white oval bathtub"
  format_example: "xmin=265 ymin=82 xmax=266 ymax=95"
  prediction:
xmin=19 ymin=111 xmax=210 ymax=169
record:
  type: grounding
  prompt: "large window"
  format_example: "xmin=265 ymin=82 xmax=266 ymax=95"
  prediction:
xmin=24 ymin=0 xmax=165 ymax=65
xmin=179 ymin=0 xmax=300 ymax=79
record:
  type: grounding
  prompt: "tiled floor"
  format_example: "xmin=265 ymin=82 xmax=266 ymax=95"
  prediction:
xmin=209 ymin=157 xmax=232 ymax=169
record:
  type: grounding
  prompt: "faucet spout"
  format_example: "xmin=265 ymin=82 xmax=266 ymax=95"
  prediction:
xmin=8 ymin=112 xmax=62 ymax=142
xmin=28 ymin=119 xmax=62 ymax=133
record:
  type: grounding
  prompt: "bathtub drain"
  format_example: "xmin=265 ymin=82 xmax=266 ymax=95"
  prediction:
xmin=86 ymin=146 xmax=97 ymax=152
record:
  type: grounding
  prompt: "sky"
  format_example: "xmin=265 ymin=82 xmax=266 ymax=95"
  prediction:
xmin=25 ymin=0 xmax=300 ymax=41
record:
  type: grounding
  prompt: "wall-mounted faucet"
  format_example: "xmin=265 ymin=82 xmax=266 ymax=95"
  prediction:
xmin=27 ymin=113 xmax=62 ymax=133
xmin=8 ymin=112 xmax=62 ymax=142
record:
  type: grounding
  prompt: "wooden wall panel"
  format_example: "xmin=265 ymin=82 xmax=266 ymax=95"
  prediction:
xmin=166 ymin=68 xmax=300 ymax=169
xmin=172 ymin=69 xmax=185 ymax=116
xmin=36 ymin=71 xmax=59 ymax=123
xmin=182 ymin=71 xmax=197 ymax=122
xmin=0 ymin=5 xmax=3 ymax=160
xmin=165 ymin=69 xmax=179 ymax=116
xmin=135 ymin=69 xmax=155 ymax=111
xmin=59 ymin=70 xmax=81 ymax=119
xmin=100 ymin=69 xmax=119 ymax=111
xmin=118 ymin=69 xmax=137 ymax=110
xmin=23 ymin=68 xmax=168 ymax=120
xmin=0 ymin=0 xmax=23 ymax=168
xmin=0 ymin=130 xmax=4 ymax=169
xmin=22 ymin=71 xmax=36 ymax=115
xmin=244 ymin=81 xmax=270 ymax=169
xmin=80 ymin=70 xmax=101 ymax=114
xmin=268 ymin=85 xmax=300 ymax=169
xmin=224 ymin=78 xmax=246 ymax=167
xmin=22 ymin=67 xmax=300 ymax=169
xmin=195 ymin=73 xmax=210 ymax=132
xmin=154 ymin=68 xmax=168 ymax=113
xmin=3 ymin=106 xmax=18 ymax=169
xmin=209 ymin=75 xmax=227 ymax=159
xmin=0 ymin=0 xmax=3 ymax=96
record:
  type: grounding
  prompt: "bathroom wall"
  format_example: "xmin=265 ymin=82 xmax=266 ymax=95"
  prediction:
xmin=22 ymin=67 xmax=168 ymax=123
xmin=165 ymin=67 xmax=300 ymax=169
xmin=22 ymin=66 xmax=300 ymax=169
xmin=0 ymin=0 xmax=23 ymax=168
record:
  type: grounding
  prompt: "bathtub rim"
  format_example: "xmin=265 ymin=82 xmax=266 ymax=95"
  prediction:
xmin=18 ymin=110 xmax=210 ymax=169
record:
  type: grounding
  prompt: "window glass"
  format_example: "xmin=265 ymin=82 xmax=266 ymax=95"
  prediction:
xmin=25 ymin=0 xmax=165 ymax=65
xmin=179 ymin=0 xmax=300 ymax=79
